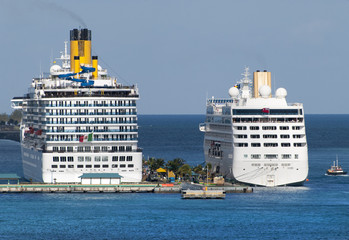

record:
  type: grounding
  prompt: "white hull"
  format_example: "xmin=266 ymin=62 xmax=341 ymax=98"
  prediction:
xmin=21 ymin=145 xmax=142 ymax=183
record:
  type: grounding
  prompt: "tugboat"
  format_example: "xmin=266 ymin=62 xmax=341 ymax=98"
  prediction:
xmin=327 ymin=156 xmax=347 ymax=175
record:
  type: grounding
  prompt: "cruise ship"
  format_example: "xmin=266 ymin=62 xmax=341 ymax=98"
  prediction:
xmin=11 ymin=29 xmax=142 ymax=183
xmin=200 ymin=68 xmax=308 ymax=186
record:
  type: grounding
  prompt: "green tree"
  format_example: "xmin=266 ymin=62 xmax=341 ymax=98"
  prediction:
xmin=193 ymin=164 xmax=205 ymax=180
xmin=166 ymin=158 xmax=185 ymax=174
xmin=9 ymin=110 xmax=22 ymax=123
xmin=147 ymin=158 xmax=165 ymax=172
xmin=0 ymin=113 xmax=9 ymax=123
xmin=177 ymin=164 xmax=192 ymax=181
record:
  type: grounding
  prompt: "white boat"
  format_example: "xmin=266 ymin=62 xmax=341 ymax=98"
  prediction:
xmin=11 ymin=28 xmax=142 ymax=183
xmin=200 ymin=67 xmax=308 ymax=186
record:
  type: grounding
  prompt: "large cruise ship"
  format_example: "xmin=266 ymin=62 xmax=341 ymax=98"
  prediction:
xmin=200 ymin=68 xmax=308 ymax=186
xmin=11 ymin=29 xmax=142 ymax=183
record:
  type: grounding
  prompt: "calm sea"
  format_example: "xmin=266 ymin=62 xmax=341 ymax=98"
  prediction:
xmin=0 ymin=114 xmax=348 ymax=240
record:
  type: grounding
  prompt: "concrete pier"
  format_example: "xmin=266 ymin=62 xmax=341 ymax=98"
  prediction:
xmin=0 ymin=183 xmax=253 ymax=194
xmin=182 ymin=189 xmax=226 ymax=199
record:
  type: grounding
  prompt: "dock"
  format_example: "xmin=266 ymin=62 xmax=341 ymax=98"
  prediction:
xmin=0 ymin=183 xmax=253 ymax=194
xmin=181 ymin=189 xmax=226 ymax=199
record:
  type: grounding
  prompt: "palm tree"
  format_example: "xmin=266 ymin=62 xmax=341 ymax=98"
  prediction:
xmin=166 ymin=158 xmax=185 ymax=176
xmin=177 ymin=164 xmax=192 ymax=181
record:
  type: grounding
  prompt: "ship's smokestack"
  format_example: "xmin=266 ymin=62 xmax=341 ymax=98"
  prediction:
xmin=253 ymin=70 xmax=271 ymax=98
xmin=70 ymin=28 xmax=92 ymax=72
xmin=92 ymin=56 xmax=98 ymax=79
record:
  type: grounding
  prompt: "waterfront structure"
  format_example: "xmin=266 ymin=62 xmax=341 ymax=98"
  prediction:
xmin=11 ymin=29 xmax=142 ymax=183
xmin=200 ymin=68 xmax=308 ymax=186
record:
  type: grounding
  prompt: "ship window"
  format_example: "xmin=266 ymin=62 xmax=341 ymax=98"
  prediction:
xmin=126 ymin=146 xmax=132 ymax=152
xmin=67 ymin=147 xmax=73 ymax=152
xmin=280 ymin=126 xmax=289 ymax=130
xmin=127 ymin=156 xmax=132 ymax=161
xmin=265 ymin=154 xmax=278 ymax=159
xmin=60 ymin=147 xmax=66 ymax=152
xmin=251 ymin=154 xmax=261 ymax=159
xmin=85 ymin=165 xmax=92 ymax=168
xmin=263 ymin=134 xmax=277 ymax=139
xmin=262 ymin=126 xmax=277 ymax=130
xmin=250 ymin=126 xmax=259 ymax=130
xmin=119 ymin=146 xmax=125 ymax=152
xmin=60 ymin=165 xmax=66 ymax=168
xmin=112 ymin=156 xmax=118 ymax=162
xmin=94 ymin=165 xmax=100 ymax=168
xmin=77 ymin=165 xmax=83 ymax=168
xmin=102 ymin=146 xmax=108 ymax=152
xmin=264 ymin=143 xmax=278 ymax=147
xmin=128 ymin=164 xmax=134 ymax=168
xmin=251 ymin=143 xmax=261 ymax=147
xmin=77 ymin=147 xmax=83 ymax=152
xmin=236 ymin=126 xmax=247 ymax=130
xmin=282 ymin=154 xmax=291 ymax=159
xmin=294 ymin=143 xmax=304 ymax=147
xmin=95 ymin=156 xmax=101 ymax=162
xmin=295 ymin=154 xmax=299 ymax=159
xmin=112 ymin=146 xmax=118 ymax=152
xmin=102 ymin=165 xmax=109 ymax=168
xmin=120 ymin=156 xmax=126 ymax=161
xmin=53 ymin=147 xmax=59 ymax=152
xmin=52 ymin=165 xmax=58 ymax=168
xmin=68 ymin=157 xmax=74 ymax=162
xmin=293 ymin=135 xmax=302 ymax=138
xmin=78 ymin=156 xmax=84 ymax=162
xmin=112 ymin=164 xmax=118 ymax=168
xmin=68 ymin=165 xmax=74 ymax=168
xmin=280 ymin=135 xmax=290 ymax=138
xmin=281 ymin=143 xmax=291 ymax=147
xmin=235 ymin=143 xmax=248 ymax=147
xmin=94 ymin=146 xmax=100 ymax=152
xmin=292 ymin=126 xmax=301 ymax=130
xmin=53 ymin=157 xmax=59 ymax=162
xmin=250 ymin=134 xmax=260 ymax=139
xmin=236 ymin=134 xmax=247 ymax=138
xmin=85 ymin=146 xmax=91 ymax=152
xmin=85 ymin=156 xmax=91 ymax=162
xmin=60 ymin=157 xmax=66 ymax=162
xmin=102 ymin=156 xmax=108 ymax=162
xmin=120 ymin=164 xmax=126 ymax=168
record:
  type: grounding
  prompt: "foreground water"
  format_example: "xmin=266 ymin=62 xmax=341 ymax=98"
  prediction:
xmin=0 ymin=115 xmax=348 ymax=239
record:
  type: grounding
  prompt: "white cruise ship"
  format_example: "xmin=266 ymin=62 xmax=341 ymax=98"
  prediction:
xmin=11 ymin=29 xmax=142 ymax=183
xmin=200 ymin=67 xmax=308 ymax=187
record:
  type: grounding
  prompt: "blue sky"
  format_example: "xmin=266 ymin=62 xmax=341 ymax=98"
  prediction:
xmin=1 ymin=0 xmax=348 ymax=114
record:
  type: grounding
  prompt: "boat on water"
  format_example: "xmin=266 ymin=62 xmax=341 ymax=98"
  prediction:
xmin=327 ymin=157 xmax=347 ymax=175
xmin=200 ymin=67 xmax=308 ymax=187
xmin=11 ymin=28 xmax=143 ymax=183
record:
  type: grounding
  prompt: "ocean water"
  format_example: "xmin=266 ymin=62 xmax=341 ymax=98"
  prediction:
xmin=0 ymin=114 xmax=348 ymax=240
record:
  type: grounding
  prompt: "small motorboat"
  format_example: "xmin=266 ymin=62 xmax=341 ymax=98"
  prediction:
xmin=327 ymin=156 xmax=347 ymax=175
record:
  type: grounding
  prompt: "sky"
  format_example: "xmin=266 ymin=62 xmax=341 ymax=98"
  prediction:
xmin=0 ymin=0 xmax=348 ymax=114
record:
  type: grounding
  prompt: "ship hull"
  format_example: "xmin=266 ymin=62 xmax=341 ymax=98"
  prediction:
xmin=21 ymin=144 xmax=143 ymax=183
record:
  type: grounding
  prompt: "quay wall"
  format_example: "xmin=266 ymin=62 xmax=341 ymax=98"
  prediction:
xmin=0 ymin=184 xmax=253 ymax=194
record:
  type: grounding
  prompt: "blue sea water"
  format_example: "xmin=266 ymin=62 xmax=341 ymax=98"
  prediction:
xmin=0 ymin=114 xmax=348 ymax=240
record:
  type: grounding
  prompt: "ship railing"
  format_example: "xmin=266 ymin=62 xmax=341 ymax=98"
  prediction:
xmin=43 ymin=148 xmax=143 ymax=153
xmin=45 ymin=104 xmax=136 ymax=107
xmin=45 ymin=120 xmax=137 ymax=124
xmin=46 ymin=129 xmax=137 ymax=133
xmin=231 ymin=117 xmax=304 ymax=123
xmin=46 ymin=137 xmax=138 ymax=142
xmin=45 ymin=112 xmax=137 ymax=116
